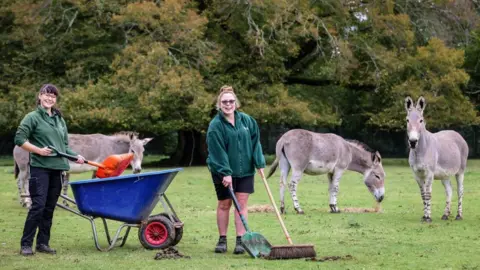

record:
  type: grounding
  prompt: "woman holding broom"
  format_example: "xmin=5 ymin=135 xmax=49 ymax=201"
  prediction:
xmin=206 ymin=85 xmax=266 ymax=254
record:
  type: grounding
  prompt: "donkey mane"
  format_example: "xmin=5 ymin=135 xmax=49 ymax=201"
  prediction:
xmin=346 ymin=139 xmax=376 ymax=154
xmin=112 ymin=131 xmax=139 ymax=141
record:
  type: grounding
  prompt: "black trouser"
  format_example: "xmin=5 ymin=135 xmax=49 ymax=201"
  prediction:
xmin=21 ymin=166 xmax=63 ymax=248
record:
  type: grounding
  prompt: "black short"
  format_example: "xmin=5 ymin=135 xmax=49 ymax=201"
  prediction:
xmin=212 ymin=173 xmax=254 ymax=201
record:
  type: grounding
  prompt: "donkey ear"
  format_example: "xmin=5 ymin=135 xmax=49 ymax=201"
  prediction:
xmin=142 ymin=138 xmax=153 ymax=145
xmin=416 ymin=96 xmax=426 ymax=112
xmin=372 ymin=151 xmax=382 ymax=165
xmin=404 ymin=96 xmax=414 ymax=112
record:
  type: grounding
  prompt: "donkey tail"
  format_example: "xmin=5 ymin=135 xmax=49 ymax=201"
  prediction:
xmin=14 ymin=161 xmax=19 ymax=180
xmin=266 ymin=157 xmax=279 ymax=179
xmin=266 ymin=137 xmax=288 ymax=179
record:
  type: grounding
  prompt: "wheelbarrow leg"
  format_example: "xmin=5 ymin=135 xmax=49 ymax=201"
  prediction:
xmin=57 ymin=195 xmax=136 ymax=251
xmin=162 ymin=194 xmax=183 ymax=225
xmin=99 ymin=217 xmax=131 ymax=247
xmin=118 ymin=227 xmax=131 ymax=247
xmin=90 ymin=220 xmax=136 ymax=251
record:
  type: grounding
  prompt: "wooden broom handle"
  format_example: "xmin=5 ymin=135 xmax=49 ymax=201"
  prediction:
xmin=259 ymin=170 xmax=294 ymax=245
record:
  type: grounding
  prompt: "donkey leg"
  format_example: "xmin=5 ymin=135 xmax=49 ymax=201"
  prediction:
xmin=415 ymin=176 xmax=429 ymax=222
xmin=455 ymin=173 xmax=464 ymax=220
xmin=23 ymin=172 xmax=32 ymax=209
xmin=17 ymin=171 xmax=24 ymax=207
xmin=441 ymin=179 xmax=452 ymax=220
xmin=418 ymin=175 xmax=433 ymax=223
xmin=62 ymin=172 xmax=70 ymax=206
xmin=288 ymin=170 xmax=304 ymax=214
xmin=328 ymin=171 xmax=342 ymax=213
xmin=19 ymin=168 xmax=32 ymax=209
xmin=279 ymin=156 xmax=290 ymax=214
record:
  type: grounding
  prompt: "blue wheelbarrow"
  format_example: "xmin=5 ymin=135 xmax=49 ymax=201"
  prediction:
xmin=56 ymin=168 xmax=184 ymax=251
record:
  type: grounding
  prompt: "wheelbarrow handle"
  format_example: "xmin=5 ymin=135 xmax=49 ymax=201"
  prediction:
xmin=48 ymin=146 xmax=105 ymax=169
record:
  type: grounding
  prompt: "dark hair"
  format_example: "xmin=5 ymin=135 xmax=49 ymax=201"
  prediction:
xmin=36 ymin=84 xmax=62 ymax=116
xmin=39 ymin=84 xmax=59 ymax=96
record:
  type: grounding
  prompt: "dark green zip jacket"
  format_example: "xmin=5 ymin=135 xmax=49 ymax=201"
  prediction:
xmin=206 ymin=111 xmax=266 ymax=177
xmin=14 ymin=106 xmax=78 ymax=171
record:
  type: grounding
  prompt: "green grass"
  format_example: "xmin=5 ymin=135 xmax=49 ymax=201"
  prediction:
xmin=141 ymin=154 xmax=170 ymax=167
xmin=2 ymin=160 xmax=480 ymax=269
xmin=0 ymin=156 xmax=14 ymax=167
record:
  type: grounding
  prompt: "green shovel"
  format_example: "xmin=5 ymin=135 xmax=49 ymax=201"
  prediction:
xmin=228 ymin=186 xmax=272 ymax=258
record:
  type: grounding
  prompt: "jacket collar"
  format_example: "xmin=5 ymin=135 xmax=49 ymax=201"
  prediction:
xmin=218 ymin=110 xmax=239 ymax=124
xmin=36 ymin=105 xmax=57 ymax=117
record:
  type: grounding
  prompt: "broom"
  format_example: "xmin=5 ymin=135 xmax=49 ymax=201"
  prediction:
xmin=259 ymin=171 xmax=317 ymax=259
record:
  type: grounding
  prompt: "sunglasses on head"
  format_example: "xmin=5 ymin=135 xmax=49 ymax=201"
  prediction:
xmin=221 ymin=99 xmax=235 ymax=105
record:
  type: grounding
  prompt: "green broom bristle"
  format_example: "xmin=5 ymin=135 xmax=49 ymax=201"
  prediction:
xmin=266 ymin=244 xmax=316 ymax=260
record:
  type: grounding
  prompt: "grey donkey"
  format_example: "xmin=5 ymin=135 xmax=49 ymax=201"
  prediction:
xmin=405 ymin=96 xmax=468 ymax=222
xmin=14 ymin=132 xmax=153 ymax=209
xmin=267 ymin=129 xmax=385 ymax=214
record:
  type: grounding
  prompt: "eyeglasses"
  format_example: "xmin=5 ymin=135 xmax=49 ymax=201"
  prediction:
xmin=42 ymin=94 xmax=57 ymax=99
xmin=221 ymin=99 xmax=235 ymax=105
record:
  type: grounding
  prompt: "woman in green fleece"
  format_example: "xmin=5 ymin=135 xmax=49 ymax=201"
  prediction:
xmin=15 ymin=84 xmax=85 ymax=256
xmin=206 ymin=85 xmax=266 ymax=255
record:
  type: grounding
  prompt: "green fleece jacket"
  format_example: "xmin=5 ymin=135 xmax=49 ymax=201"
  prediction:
xmin=14 ymin=106 xmax=78 ymax=171
xmin=206 ymin=111 xmax=266 ymax=177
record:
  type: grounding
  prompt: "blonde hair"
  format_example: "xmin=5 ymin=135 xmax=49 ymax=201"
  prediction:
xmin=216 ymin=85 xmax=241 ymax=110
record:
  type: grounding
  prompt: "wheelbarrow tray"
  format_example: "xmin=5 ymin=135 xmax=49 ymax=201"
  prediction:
xmin=70 ymin=168 xmax=182 ymax=224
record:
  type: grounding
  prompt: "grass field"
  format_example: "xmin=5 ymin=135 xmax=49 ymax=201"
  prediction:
xmin=1 ymin=158 xmax=480 ymax=269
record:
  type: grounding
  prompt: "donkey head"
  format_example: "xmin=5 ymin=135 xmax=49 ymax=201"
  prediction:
xmin=364 ymin=151 xmax=385 ymax=202
xmin=405 ymin=96 xmax=426 ymax=149
xmin=128 ymin=133 xmax=153 ymax=173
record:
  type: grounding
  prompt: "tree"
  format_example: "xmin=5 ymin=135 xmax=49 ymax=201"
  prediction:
xmin=0 ymin=0 xmax=125 ymax=135
xmin=62 ymin=0 xmax=216 ymax=165
xmin=370 ymin=38 xmax=478 ymax=130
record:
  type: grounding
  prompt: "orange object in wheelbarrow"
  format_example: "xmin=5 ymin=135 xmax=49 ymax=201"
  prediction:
xmin=48 ymin=145 xmax=134 ymax=178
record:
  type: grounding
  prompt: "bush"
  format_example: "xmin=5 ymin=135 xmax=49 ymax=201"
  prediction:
xmin=264 ymin=154 xmax=276 ymax=165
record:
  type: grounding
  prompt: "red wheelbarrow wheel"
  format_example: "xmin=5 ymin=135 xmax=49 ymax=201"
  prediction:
xmin=153 ymin=213 xmax=183 ymax=247
xmin=138 ymin=215 xmax=175 ymax=249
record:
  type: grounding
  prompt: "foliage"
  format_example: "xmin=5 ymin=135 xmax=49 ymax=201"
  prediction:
xmin=0 ymin=0 xmax=479 ymax=139
xmin=394 ymin=0 xmax=478 ymax=47
xmin=203 ymin=0 xmax=337 ymax=126
xmin=62 ymin=1 xmax=214 ymax=134
xmin=0 ymin=0 xmax=125 ymax=134
xmin=370 ymin=38 xmax=478 ymax=129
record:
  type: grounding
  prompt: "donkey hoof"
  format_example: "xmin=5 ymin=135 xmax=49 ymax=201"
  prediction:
xmin=441 ymin=215 xmax=449 ymax=220
xmin=21 ymin=202 xmax=31 ymax=209
xmin=455 ymin=215 xmax=463 ymax=220
xmin=329 ymin=204 xmax=340 ymax=213
xmin=421 ymin=216 xmax=432 ymax=223
xmin=296 ymin=209 xmax=304 ymax=215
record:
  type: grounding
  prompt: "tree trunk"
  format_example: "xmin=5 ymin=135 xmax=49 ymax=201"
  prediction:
xmin=167 ymin=130 xmax=207 ymax=166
